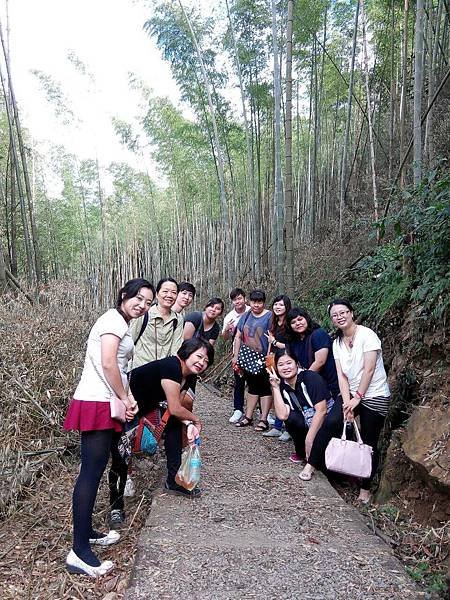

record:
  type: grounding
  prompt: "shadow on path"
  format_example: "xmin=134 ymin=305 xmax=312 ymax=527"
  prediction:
xmin=125 ymin=384 xmax=422 ymax=600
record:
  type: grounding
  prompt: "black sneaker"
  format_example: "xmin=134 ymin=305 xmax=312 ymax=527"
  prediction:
xmin=164 ymin=482 xmax=201 ymax=498
xmin=108 ymin=509 xmax=125 ymax=528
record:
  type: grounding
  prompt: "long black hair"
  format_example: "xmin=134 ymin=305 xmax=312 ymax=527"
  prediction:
xmin=270 ymin=294 xmax=292 ymax=336
xmin=286 ymin=307 xmax=320 ymax=339
xmin=327 ymin=298 xmax=355 ymax=340
xmin=116 ymin=278 xmax=155 ymax=308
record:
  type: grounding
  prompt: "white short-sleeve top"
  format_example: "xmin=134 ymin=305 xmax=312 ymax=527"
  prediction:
xmin=332 ymin=325 xmax=390 ymax=399
xmin=74 ymin=309 xmax=134 ymax=402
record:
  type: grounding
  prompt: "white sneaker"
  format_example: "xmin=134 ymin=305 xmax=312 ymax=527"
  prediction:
xmin=229 ymin=410 xmax=243 ymax=424
xmin=278 ymin=431 xmax=292 ymax=442
xmin=262 ymin=428 xmax=282 ymax=438
xmin=267 ymin=414 xmax=276 ymax=426
xmin=124 ymin=476 xmax=135 ymax=497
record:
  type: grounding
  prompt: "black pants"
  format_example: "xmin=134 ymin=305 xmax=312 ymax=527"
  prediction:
xmin=353 ymin=403 xmax=386 ymax=490
xmin=164 ymin=416 xmax=183 ymax=486
xmin=108 ymin=429 xmax=128 ymax=511
xmin=233 ymin=370 xmax=246 ymax=412
xmin=284 ymin=397 xmax=344 ymax=470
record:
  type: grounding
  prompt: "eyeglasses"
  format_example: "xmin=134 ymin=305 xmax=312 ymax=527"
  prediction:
xmin=330 ymin=310 xmax=350 ymax=319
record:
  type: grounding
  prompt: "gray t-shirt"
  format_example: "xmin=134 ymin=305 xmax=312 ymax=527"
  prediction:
xmin=237 ymin=310 xmax=272 ymax=354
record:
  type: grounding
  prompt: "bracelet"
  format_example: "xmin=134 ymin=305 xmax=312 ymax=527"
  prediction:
xmin=355 ymin=390 xmax=364 ymax=399
xmin=272 ymin=340 xmax=277 ymax=348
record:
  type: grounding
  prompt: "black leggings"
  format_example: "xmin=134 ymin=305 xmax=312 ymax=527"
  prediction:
xmin=285 ymin=399 xmax=385 ymax=490
xmin=164 ymin=416 xmax=183 ymax=487
xmin=284 ymin=398 xmax=343 ymax=470
xmin=109 ymin=430 xmax=128 ymax=511
xmin=72 ymin=429 xmax=113 ymax=565
xmin=353 ymin=403 xmax=386 ymax=490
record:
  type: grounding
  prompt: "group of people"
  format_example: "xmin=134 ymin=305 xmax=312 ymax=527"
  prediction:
xmin=63 ymin=278 xmax=391 ymax=578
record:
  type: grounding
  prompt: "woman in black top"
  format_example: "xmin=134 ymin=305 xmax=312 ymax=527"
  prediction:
xmin=267 ymin=348 xmax=343 ymax=481
xmin=130 ymin=338 xmax=214 ymax=497
xmin=286 ymin=307 xmax=340 ymax=400
xmin=183 ymin=297 xmax=224 ymax=345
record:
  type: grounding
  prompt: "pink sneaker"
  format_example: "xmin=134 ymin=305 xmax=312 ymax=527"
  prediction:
xmin=289 ymin=453 xmax=302 ymax=464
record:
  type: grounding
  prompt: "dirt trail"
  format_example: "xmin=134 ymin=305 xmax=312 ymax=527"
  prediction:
xmin=125 ymin=384 xmax=422 ymax=600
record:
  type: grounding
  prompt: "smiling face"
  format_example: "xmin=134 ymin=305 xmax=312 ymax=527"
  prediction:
xmin=275 ymin=354 xmax=298 ymax=380
xmin=177 ymin=289 xmax=194 ymax=309
xmin=232 ymin=294 xmax=246 ymax=312
xmin=157 ymin=281 xmax=178 ymax=309
xmin=329 ymin=304 xmax=354 ymax=329
xmin=250 ymin=299 xmax=265 ymax=315
xmin=205 ymin=302 xmax=223 ymax=320
xmin=121 ymin=287 xmax=154 ymax=320
xmin=272 ymin=300 xmax=286 ymax=317
xmin=289 ymin=315 xmax=308 ymax=335
xmin=184 ymin=346 xmax=210 ymax=375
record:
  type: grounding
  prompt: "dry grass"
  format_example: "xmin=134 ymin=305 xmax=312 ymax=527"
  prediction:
xmin=0 ymin=453 xmax=157 ymax=599
xmin=0 ymin=281 xmax=95 ymax=516
xmin=0 ymin=283 xmax=159 ymax=597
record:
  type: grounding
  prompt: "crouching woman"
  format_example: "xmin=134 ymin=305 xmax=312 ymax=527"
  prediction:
xmin=267 ymin=348 xmax=342 ymax=481
xmin=129 ymin=338 xmax=214 ymax=497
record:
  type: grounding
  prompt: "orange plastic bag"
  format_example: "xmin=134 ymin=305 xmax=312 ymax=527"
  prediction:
xmin=175 ymin=443 xmax=201 ymax=491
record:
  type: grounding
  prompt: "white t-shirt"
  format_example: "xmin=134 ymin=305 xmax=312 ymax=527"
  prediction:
xmin=332 ymin=325 xmax=390 ymax=398
xmin=222 ymin=306 xmax=250 ymax=335
xmin=222 ymin=305 xmax=250 ymax=353
xmin=74 ymin=309 xmax=134 ymax=402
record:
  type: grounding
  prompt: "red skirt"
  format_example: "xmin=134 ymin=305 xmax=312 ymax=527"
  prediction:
xmin=63 ymin=398 xmax=123 ymax=433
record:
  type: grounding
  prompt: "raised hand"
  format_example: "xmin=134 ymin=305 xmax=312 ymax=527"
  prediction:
xmin=266 ymin=366 xmax=280 ymax=389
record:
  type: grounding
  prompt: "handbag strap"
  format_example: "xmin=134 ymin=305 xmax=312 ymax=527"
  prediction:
xmin=134 ymin=312 xmax=149 ymax=345
xmin=286 ymin=389 xmax=302 ymax=412
xmin=88 ymin=353 xmax=120 ymax=398
xmin=341 ymin=419 xmax=364 ymax=444
xmin=241 ymin=310 xmax=252 ymax=345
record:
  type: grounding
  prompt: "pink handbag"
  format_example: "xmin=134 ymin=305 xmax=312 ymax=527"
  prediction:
xmin=325 ymin=420 xmax=373 ymax=478
xmin=110 ymin=396 xmax=126 ymax=423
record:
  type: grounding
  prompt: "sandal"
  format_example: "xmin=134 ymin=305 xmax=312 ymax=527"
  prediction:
xmin=235 ymin=416 xmax=253 ymax=427
xmin=254 ymin=420 xmax=269 ymax=432
xmin=299 ymin=465 xmax=315 ymax=481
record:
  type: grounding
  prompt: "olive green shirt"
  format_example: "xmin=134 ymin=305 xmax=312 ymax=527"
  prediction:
xmin=130 ymin=305 xmax=184 ymax=368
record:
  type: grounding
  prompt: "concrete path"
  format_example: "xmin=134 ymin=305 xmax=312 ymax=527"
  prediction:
xmin=125 ymin=384 xmax=422 ymax=600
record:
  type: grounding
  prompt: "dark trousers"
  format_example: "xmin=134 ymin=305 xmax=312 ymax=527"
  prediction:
xmin=353 ymin=404 xmax=386 ymax=490
xmin=233 ymin=370 xmax=245 ymax=412
xmin=164 ymin=416 xmax=183 ymax=486
xmin=285 ymin=397 xmax=344 ymax=470
xmin=108 ymin=429 xmax=128 ymax=511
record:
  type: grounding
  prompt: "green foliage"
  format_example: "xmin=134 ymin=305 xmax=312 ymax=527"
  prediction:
xmin=304 ymin=168 xmax=450 ymax=328
xmin=405 ymin=561 xmax=448 ymax=595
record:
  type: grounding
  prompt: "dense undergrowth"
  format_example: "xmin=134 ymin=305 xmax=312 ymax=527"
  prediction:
xmin=303 ymin=167 xmax=450 ymax=329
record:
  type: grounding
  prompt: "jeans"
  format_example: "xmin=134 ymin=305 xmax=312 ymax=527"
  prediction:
xmin=108 ymin=429 xmax=128 ymax=512
xmin=273 ymin=417 xmax=283 ymax=431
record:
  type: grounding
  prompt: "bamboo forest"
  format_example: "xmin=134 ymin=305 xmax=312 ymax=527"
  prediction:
xmin=0 ymin=0 xmax=449 ymax=598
